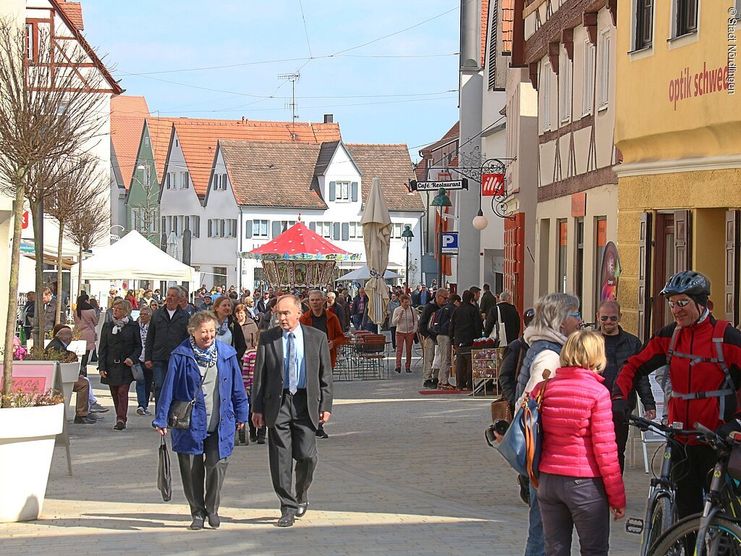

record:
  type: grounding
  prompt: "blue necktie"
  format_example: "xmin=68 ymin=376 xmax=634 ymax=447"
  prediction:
xmin=287 ymin=332 xmax=298 ymax=394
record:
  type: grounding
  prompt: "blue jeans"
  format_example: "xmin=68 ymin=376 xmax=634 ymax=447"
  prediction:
xmin=153 ymin=360 xmax=168 ymax=410
xmin=135 ymin=366 xmax=154 ymax=410
xmin=525 ymin=481 xmax=544 ymax=555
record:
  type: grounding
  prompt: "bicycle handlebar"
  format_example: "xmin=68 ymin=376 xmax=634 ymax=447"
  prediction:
xmin=627 ymin=415 xmax=700 ymax=437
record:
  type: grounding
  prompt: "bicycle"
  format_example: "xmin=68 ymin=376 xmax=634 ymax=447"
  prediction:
xmin=650 ymin=424 xmax=741 ymax=555
xmin=625 ymin=415 xmax=705 ymax=555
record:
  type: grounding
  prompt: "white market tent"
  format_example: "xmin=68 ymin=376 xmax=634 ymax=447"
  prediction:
xmin=70 ymin=230 xmax=199 ymax=283
xmin=336 ymin=265 xmax=399 ymax=282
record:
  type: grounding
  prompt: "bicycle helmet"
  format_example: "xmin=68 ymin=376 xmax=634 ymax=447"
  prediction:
xmin=660 ymin=271 xmax=710 ymax=305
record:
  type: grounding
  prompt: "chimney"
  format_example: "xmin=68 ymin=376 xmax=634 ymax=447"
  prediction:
xmin=323 ymin=113 xmax=334 ymax=124
xmin=459 ymin=0 xmax=481 ymax=71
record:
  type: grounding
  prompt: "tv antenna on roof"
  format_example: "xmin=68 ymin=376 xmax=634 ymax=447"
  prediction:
xmin=278 ymin=72 xmax=300 ymax=129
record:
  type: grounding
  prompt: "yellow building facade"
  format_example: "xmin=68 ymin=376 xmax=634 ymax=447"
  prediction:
xmin=615 ymin=1 xmax=741 ymax=339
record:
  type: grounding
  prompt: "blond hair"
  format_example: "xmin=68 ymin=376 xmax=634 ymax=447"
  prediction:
xmin=559 ymin=330 xmax=606 ymax=373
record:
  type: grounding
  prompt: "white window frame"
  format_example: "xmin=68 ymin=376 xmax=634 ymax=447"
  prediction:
xmin=598 ymin=30 xmax=611 ymax=111
xmin=335 ymin=181 xmax=350 ymax=201
xmin=349 ymin=222 xmax=363 ymax=239
xmin=180 ymin=171 xmax=189 ymax=189
xmin=316 ymin=221 xmax=332 ymax=239
xmin=559 ymin=49 xmax=572 ymax=123
xmin=541 ymin=61 xmax=551 ymax=131
xmin=252 ymin=219 xmax=269 ymax=238
xmin=582 ymin=39 xmax=595 ymax=116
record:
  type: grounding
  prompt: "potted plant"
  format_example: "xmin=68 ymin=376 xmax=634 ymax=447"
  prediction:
xmin=0 ymin=388 xmax=64 ymax=522
xmin=25 ymin=345 xmax=81 ymax=422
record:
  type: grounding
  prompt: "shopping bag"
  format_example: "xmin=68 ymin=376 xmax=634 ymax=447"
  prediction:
xmin=131 ymin=363 xmax=144 ymax=382
xmin=157 ymin=436 xmax=172 ymax=502
xmin=493 ymin=370 xmax=551 ymax=487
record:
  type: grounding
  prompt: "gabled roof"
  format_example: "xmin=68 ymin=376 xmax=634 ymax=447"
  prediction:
xmin=110 ymin=95 xmax=149 ymax=189
xmin=49 ymin=0 xmax=122 ymax=94
xmin=345 ymin=144 xmax=425 ymax=212
xmin=313 ymin=140 xmax=341 ymax=177
xmin=57 ymin=1 xmax=83 ymax=30
xmin=422 ymin=122 xmax=460 ymax=154
xmin=219 ymin=140 xmax=327 ymax=210
xmin=145 ymin=117 xmax=177 ymax=184
xmin=170 ymin=118 xmax=341 ymax=197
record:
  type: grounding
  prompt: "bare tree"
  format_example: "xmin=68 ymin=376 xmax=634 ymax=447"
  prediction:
xmin=0 ymin=19 xmax=108 ymax=405
xmin=46 ymin=155 xmax=108 ymax=322
xmin=67 ymin=195 xmax=109 ymax=293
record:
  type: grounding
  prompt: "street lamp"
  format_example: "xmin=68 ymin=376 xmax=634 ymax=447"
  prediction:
xmin=430 ymin=187 xmax=452 ymax=287
xmin=401 ymin=224 xmax=414 ymax=291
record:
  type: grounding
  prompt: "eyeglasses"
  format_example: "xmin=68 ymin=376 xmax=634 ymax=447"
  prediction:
xmin=600 ymin=315 xmax=619 ymax=322
xmin=668 ymin=299 xmax=691 ymax=309
xmin=568 ymin=311 xmax=581 ymax=320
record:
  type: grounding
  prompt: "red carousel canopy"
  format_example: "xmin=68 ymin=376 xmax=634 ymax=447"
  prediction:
xmin=245 ymin=222 xmax=358 ymax=261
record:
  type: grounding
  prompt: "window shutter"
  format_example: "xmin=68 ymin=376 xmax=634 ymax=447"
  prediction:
xmin=725 ymin=210 xmax=740 ymax=324
xmin=637 ymin=212 xmax=652 ymax=342
xmin=165 ymin=173 xmax=170 ymax=189
xmin=351 ymin=182 xmax=359 ymax=202
xmin=219 ymin=220 xmax=225 ymax=237
xmin=309 ymin=221 xmax=316 ymax=232
xmin=212 ymin=175 xmax=217 ymax=191
xmin=329 ymin=181 xmax=336 ymax=201
xmin=184 ymin=172 xmax=189 ymax=188
xmin=223 ymin=174 xmax=228 ymax=190
xmin=674 ymin=210 xmax=691 ymax=273
xmin=245 ymin=220 xmax=252 ymax=239
xmin=333 ymin=222 xmax=340 ymax=240
xmin=193 ymin=216 xmax=200 ymax=238
xmin=208 ymin=219 xmax=213 ymax=238
xmin=342 ymin=222 xmax=349 ymax=241
xmin=161 ymin=216 xmax=166 ymax=233
xmin=271 ymin=221 xmax=281 ymax=238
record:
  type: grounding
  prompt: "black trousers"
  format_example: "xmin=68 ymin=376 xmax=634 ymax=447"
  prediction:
xmin=614 ymin=419 xmax=629 ymax=473
xmin=177 ymin=432 xmax=228 ymax=518
xmin=268 ymin=390 xmax=317 ymax=511
xmin=79 ymin=350 xmax=90 ymax=377
xmin=671 ymin=443 xmax=717 ymax=519
xmin=455 ymin=351 xmax=472 ymax=389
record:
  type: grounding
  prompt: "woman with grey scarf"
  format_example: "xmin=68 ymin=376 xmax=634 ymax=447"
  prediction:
xmin=98 ymin=299 xmax=141 ymax=430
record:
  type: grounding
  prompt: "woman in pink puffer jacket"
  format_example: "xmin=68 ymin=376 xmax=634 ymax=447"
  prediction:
xmin=532 ymin=330 xmax=625 ymax=556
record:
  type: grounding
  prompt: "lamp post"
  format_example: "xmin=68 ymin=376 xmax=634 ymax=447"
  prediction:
xmin=430 ymin=187 xmax=452 ymax=287
xmin=401 ymin=224 xmax=414 ymax=291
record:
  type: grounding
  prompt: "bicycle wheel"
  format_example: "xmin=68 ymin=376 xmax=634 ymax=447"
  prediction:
xmin=651 ymin=514 xmax=741 ymax=556
xmin=644 ymin=494 xmax=674 ymax=555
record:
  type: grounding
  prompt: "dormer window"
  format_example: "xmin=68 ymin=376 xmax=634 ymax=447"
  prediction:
xmin=336 ymin=181 xmax=350 ymax=201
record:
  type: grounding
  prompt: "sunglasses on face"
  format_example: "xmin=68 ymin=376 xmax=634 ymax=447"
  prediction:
xmin=668 ymin=299 xmax=692 ymax=309
xmin=567 ymin=311 xmax=581 ymax=320
xmin=600 ymin=315 xmax=619 ymax=322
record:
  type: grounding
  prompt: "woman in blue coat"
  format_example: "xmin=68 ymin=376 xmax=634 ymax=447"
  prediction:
xmin=153 ymin=311 xmax=249 ymax=530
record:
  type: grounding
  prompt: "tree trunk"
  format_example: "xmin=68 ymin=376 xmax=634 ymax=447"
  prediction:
xmin=77 ymin=243 xmax=83 ymax=303
xmin=31 ymin=198 xmax=45 ymax=349
xmin=55 ymin=219 xmax=64 ymax=324
xmin=2 ymin=180 xmax=26 ymax=406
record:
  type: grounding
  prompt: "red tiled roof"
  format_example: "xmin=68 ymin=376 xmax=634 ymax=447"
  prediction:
xmin=57 ymin=1 xmax=83 ymax=30
xmin=145 ymin=117 xmax=177 ymax=185
xmin=219 ymin=140 xmax=327 ymax=209
xmin=420 ymin=122 xmax=459 ymax=155
xmin=345 ymin=144 xmax=425 ymax=212
xmin=502 ymin=0 xmax=514 ymax=54
xmin=110 ymin=95 xmax=149 ymax=189
xmin=171 ymin=118 xmax=342 ymax=197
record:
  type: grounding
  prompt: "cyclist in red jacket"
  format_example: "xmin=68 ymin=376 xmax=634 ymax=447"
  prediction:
xmin=613 ymin=270 xmax=741 ymax=519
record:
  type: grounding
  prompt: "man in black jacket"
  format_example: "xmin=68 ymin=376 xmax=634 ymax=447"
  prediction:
xmin=598 ymin=300 xmax=655 ymax=472
xmin=449 ymin=290 xmax=483 ymax=390
xmin=479 ymin=284 xmax=496 ymax=319
xmin=418 ymin=289 xmax=447 ymax=388
xmin=144 ymin=287 xmax=189 ymax=407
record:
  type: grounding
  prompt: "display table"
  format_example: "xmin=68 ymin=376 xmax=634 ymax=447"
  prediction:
xmin=471 ymin=346 xmax=504 ymax=397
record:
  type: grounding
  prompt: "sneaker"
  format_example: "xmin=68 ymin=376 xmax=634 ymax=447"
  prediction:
xmin=394 ymin=367 xmax=401 ymax=374
xmin=113 ymin=421 xmax=126 ymax=431
xmin=423 ymin=380 xmax=432 ymax=388
xmin=73 ymin=415 xmax=96 ymax=424
xmin=90 ymin=403 xmax=109 ymax=413
xmin=136 ymin=407 xmax=146 ymax=416
xmin=405 ymin=368 xmax=412 ymax=373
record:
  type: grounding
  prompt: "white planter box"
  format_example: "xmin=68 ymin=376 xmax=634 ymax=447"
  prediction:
xmin=58 ymin=362 xmax=80 ymax=421
xmin=0 ymin=403 xmax=64 ymax=522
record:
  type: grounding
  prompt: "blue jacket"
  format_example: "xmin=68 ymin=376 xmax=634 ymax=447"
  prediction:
xmin=153 ymin=339 xmax=249 ymax=459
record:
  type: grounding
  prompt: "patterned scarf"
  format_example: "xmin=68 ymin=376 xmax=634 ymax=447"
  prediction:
xmin=112 ymin=316 xmax=130 ymax=335
xmin=217 ymin=318 xmax=230 ymax=338
xmin=189 ymin=336 xmax=218 ymax=367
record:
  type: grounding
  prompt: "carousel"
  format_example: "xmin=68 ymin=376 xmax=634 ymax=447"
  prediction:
xmin=243 ymin=222 xmax=360 ymax=288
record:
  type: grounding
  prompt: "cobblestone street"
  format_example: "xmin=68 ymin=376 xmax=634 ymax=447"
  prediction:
xmin=1 ymin=370 xmax=648 ymax=555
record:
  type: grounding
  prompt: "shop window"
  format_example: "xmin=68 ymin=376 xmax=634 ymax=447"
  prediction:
xmin=575 ymin=218 xmax=584 ymax=305
xmin=594 ymin=217 xmax=607 ymax=309
xmin=557 ymin=219 xmax=568 ymax=293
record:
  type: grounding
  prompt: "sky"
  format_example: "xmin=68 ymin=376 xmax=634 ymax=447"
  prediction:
xmin=82 ymin=0 xmax=462 ymax=160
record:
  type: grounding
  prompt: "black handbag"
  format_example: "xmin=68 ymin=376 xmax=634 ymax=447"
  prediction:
xmin=167 ymin=365 xmax=210 ymax=430
xmin=157 ymin=436 xmax=172 ymax=502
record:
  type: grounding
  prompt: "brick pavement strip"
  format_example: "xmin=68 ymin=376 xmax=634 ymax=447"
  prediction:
xmin=0 ymin=371 xmax=647 ymax=555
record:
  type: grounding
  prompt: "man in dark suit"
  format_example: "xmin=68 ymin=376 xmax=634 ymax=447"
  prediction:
xmin=252 ymin=295 xmax=333 ymax=528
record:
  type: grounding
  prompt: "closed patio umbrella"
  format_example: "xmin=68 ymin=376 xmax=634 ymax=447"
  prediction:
xmin=361 ymin=176 xmax=392 ymax=327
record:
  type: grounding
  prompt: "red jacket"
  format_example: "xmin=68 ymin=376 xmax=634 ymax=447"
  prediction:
xmin=614 ymin=316 xmax=741 ymax=441
xmin=534 ymin=367 xmax=626 ymax=510
xmin=299 ymin=309 xmax=346 ymax=369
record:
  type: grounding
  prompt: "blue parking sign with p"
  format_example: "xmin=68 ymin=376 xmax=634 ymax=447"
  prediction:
xmin=440 ymin=232 xmax=458 ymax=254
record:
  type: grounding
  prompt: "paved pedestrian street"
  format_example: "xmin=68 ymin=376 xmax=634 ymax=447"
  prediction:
xmin=2 ymin=371 xmax=648 ymax=555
